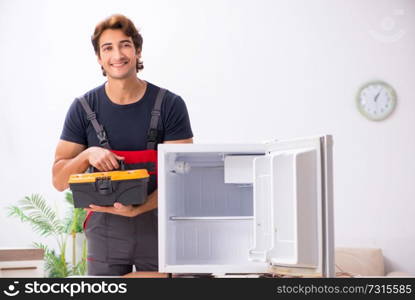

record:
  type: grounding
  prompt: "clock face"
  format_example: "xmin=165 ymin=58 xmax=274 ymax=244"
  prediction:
xmin=357 ymin=81 xmax=397 ymax=121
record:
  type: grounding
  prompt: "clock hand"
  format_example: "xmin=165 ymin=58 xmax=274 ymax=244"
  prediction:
xmin=374 ymin=91 xmax=381 ymax=102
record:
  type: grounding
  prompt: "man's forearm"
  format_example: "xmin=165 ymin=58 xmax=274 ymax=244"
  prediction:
xmin=136 ymin=189 xmax=158 ymax=215
xmin=53 ymin=149 xmax=90 ymax=191
xmin=86 ymin=189 xmax=158 ymax=217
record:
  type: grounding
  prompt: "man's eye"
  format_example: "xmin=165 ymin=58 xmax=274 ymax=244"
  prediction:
xmin=123 ymin=43 xmax=131 ymax=47
xmin=103 ymin=47 xmax=111 ymax=51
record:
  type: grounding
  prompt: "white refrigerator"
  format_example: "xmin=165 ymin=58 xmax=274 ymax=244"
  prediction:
xmin=157 ymin=135 xmax=334 ymax=277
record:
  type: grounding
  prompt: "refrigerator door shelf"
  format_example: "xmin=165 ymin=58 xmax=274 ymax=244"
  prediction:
xmin=249 ymin=135 xmax=334 ymax=277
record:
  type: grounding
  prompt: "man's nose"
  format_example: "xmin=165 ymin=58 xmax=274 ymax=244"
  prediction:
xmin=113 ymin=46 xmax=125 ymax=60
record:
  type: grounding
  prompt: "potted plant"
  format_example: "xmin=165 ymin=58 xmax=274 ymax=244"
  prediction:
xmin=7 ymin=192 xmax=87 ymax=277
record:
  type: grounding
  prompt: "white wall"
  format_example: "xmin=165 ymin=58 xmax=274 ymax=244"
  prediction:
xmin=0 ymin=0 xmax=414 ymax=274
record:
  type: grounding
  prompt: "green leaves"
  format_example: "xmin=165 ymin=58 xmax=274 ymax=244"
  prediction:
xmin=8 ymin=194 xmax=66 ymax=237
xmin=63 ymin=192 xmax=87 ymax=234
xmin=8 ymin=192 xmax=87 ymax=278
xmin=32 ymin=242 xmax=69 ymax=278
xmin=65 ymin=192 xmax=74 ymax=206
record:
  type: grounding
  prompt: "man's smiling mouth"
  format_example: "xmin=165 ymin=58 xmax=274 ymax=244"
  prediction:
xmin=111 ymin=61 xmax=128 ymax=68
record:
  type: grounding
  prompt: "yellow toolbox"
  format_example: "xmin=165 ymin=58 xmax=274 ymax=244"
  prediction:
xmin=68 ymin=169 xmax=149 ymax=208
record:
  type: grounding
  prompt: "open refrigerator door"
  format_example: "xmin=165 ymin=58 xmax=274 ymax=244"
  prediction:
xmin=249 ymin=135 xmax=334 ymax=277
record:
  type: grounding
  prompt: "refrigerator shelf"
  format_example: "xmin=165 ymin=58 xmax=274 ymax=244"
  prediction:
xmin=169 ymin=216 xmax=254 ymax=221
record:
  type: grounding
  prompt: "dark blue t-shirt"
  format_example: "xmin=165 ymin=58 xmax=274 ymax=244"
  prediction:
xmin=60 ymin=81 xmax=193 ymax=150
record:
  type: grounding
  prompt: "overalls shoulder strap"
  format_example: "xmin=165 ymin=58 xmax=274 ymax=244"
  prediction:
xmin=146 ymin=88 xmax=166 ymax=150
xmin=78 ymin=96 xmax=111 ymax=149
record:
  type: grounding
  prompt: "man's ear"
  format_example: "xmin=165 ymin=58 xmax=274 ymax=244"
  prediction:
xmin=97 ymin=54 xmax=103 ymax=66
xmin=136 ymin=49 xmax=142 ymax=58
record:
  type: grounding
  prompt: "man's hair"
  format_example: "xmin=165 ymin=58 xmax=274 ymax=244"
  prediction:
xmin=91 ymin=14 xmax=144 ymax=76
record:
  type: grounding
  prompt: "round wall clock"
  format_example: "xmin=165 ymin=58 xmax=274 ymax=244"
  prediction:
xmin=356 ymin=81 xmax=397 ymax=121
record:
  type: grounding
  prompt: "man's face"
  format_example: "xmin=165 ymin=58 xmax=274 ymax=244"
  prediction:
xmin=97 ymin=29 xmax=140 ymax=80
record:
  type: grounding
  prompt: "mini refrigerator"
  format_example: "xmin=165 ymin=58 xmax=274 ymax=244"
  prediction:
xmin=157 ymin=135 xmax=334 ymax=277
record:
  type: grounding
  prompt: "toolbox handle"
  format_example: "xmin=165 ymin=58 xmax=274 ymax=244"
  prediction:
xmin=95 ymin=177 xmax=113 ymax=195
xmin=87 ymin=160 xmax=126 ymax=173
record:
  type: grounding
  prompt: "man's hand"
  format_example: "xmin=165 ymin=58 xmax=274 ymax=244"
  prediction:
xmin=86 ymin=190 xmax=158 ymax=217
xmin=85 ymin=202 xmax=141 ymax=217
xmin=87 ymin=147 xmax=125 ymax=171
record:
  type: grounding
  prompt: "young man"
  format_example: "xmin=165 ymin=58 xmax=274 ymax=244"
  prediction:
xmin=52 ymin=14 xmax=193 ymax=276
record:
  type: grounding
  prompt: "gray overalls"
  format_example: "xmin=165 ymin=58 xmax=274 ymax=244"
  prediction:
xmin=79 ymin=88 xmax=166 ymax=275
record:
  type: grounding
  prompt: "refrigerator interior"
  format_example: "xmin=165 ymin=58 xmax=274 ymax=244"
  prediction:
xmin=164 ymin=152 xmax=265 ymax=267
